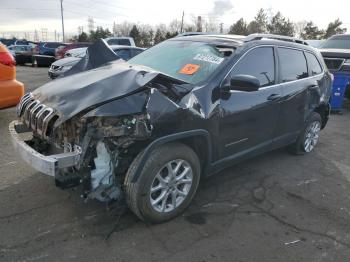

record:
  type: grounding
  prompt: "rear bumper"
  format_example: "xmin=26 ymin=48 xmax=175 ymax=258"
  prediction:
xmin=9 ymin=120 xmax=81 ymax=177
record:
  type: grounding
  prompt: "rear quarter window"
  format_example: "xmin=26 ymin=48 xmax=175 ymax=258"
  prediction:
xmin=305 ymin=52 xmax=322 ymax=75
xmin=278 ymin=47 xmax=308 ymax=82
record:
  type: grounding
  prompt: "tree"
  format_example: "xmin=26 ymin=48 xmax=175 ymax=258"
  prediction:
xmin=165 ymin=31 xmax=178 ymax=39
xmin=294 ymin=21 xmax=307 ymax=38
xmin=300 ymin=21 xmax=324 ymax=40
xmin=129 ymin=25 xmax=141 ymax=46
xmin=169 ymin=19 xmax=182 ymax=34
xmin=267 ymin=12 xmax=295 ymax=36
xmin=139 ymin=30 xmax=152 ymax=47
xmin=324 ymin=19 xmax=346 ymax=38
xmin=115 ymin=21 xmax=134 ymax=37
xmin=89 ymin=27 xmax=112 ymax=42
xmin=203 ymin=17 xmax=219 ymax=33
xmin=154 ymin=28 xmax=166 ymax=44
xmin=77 ymin=32 xmax=89 ymax=42
xmin=247 ymin=8 xmax=268 ymax=34
xmin=228 ymin=18 xmax=248 ymax=35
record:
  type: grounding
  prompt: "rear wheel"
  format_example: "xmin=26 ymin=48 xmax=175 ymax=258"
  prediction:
xmin=124 ymin=142 xmax=200 ymax=223
xmin=289 ymin=112 xmax=322 ymax=154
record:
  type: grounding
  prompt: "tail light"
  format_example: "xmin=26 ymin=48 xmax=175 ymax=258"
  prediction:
xmin=0 ymin=51 xmax=16 ymax=67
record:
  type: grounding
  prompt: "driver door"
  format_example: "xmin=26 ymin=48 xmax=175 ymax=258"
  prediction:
xmin=219 ymin=46 xmax=282 ymax=159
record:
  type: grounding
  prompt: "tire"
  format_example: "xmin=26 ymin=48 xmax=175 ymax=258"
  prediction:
xmin=289 ymin=112 xmax=322 ymax=155
xmin=124 ymin=142 xmax=201 ymax=223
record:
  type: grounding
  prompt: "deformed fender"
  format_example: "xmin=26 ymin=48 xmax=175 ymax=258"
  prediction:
xmin=131 ymin=129 xmax=212 ymax=183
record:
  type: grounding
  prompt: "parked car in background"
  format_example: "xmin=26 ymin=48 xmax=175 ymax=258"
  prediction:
xmin=7 ymin=45 xmax=34 ymax=65
xmin=48 ymin=45 xmax=144 ymax=79
xmin=63 ymin=47 xmax=88 ymax=58
xmin=48 ymin=48 xmax=87 ymax=79
xmin=35 ymin=42 xmax=66 ymax=56
xmin=55 ymin=42 xmax=91 ymax=59
xmin=0 ymin=38 xmax=29 ymax=46
xmin=305 ymin=40 xmax=325 ymax=48
xmin=319 ymin=34 xmax=350 ymax=109
xmin=11 ymin=34 xmax=332 ymax=223
xmin=0 ymin=44 xmax=24 ymax=109
xmin=104 ymin=37 xmax=135 ymax=46
xmin=7 ymin=46 xmax=16 ymax=58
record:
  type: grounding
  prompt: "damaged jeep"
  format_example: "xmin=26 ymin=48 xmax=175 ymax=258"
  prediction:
xmin=10 ymin=35 xmax=332 ymax=223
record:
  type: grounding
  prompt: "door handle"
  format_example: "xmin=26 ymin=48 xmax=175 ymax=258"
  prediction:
xmin=267 ymin=94 xmax=281 ymax=101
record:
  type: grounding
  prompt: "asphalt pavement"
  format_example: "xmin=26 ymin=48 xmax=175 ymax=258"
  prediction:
xmin=1 ymin=66 xmax=350 ymax=262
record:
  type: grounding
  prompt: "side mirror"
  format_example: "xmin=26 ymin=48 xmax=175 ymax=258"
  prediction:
xmin=227 ymin=74 xmax=260 ymax=92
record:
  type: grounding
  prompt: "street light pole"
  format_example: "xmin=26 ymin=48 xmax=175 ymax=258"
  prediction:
xmin=60 ymin=0 xmax=65 ymax=42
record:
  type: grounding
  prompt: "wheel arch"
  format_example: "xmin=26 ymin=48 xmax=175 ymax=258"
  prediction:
xmin=313 ymin=102 xmax=330 ymax=129
xmin=131 ymin=129 xmax=212 ymax=183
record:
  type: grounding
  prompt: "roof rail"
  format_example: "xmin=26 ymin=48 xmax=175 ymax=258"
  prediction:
xmin=244 ymin=34 xmax=309 ymax=45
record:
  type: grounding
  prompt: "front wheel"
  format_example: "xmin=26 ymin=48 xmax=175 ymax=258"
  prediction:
xmin=124 ymin=142 xmax=201 ymax=223
xmin=289 ymin=112 xmax=322 ymax=154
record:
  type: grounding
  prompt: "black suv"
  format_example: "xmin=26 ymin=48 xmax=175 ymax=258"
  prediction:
xmin=10 ymin=35 xmax=332 ymax=223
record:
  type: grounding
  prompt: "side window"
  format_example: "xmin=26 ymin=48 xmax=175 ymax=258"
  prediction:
xmin=278 ymin=48 xmax=308 ymax=82
xmin=118 ymin=39 xmax=131 ymax=46
xmin=229 ymin=47 xmax=275 ymax=87
xmin=115 ymin=49 xmax=131 ymax=60
xmin=305 ymin=52 xmax=322 ymax=76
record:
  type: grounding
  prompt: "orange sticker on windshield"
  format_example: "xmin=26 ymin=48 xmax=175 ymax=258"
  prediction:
xmin=179 ymin=64 xmax=200 ymax=75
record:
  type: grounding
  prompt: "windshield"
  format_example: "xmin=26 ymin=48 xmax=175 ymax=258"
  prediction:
xmin=321 ymin=38 xmax=350 ymax=49
xmin=128 ymin=40 xmax=229 ymax=84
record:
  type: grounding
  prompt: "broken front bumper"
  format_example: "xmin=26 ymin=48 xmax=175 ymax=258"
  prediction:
xmin=9 ymin=120 xmax=81 ymax=177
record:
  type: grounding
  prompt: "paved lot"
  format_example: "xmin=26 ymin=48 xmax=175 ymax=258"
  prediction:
xmin=1 ymin=66 xmax=350 ymax=262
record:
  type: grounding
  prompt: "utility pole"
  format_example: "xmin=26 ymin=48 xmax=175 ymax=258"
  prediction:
xmin=180 ymin=11 xmax=184 ymax=33
xmin=197 ymin=16 xmax=202 ymax=32
xmin=60 ymin=0 xmax=65 ymax=42
xmin=88 ymin=17 xmax=95 ymax=32
xmin=220 ymin=23 xmax=224 ymax=33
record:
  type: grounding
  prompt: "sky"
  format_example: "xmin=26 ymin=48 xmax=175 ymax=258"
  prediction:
xmin=0 ymin=0 xmax=349 ymax=40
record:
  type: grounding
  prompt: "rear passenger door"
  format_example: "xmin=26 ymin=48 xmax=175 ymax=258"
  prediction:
xmin=274 ymin=47 xmax=310 ymax=145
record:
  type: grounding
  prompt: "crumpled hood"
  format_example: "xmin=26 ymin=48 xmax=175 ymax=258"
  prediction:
xmin=33 ymin=61 xmax=159 ymax=124
xmin=52 ymin=57 xmax=81 ymax=67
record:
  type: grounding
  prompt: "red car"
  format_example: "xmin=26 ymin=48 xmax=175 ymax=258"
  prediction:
xmin=55 ymin=42 xmax=91 ymax=59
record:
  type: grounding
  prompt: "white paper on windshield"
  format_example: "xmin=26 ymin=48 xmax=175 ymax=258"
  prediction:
xmin=193 ymin=54 xmax=224 ymax=64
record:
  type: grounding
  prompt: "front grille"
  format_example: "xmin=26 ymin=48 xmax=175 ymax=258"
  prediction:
xmin=17 ymin=93 xmax=58 ymax=138
xmin=324 ymin=58 xmax=345 ymax=71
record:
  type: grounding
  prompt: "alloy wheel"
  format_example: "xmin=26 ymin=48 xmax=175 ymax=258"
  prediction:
xmin=304 ymin=121 xmax=321 ymax=152
xmin=149 ymin=159 xmax=193 ymax=213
